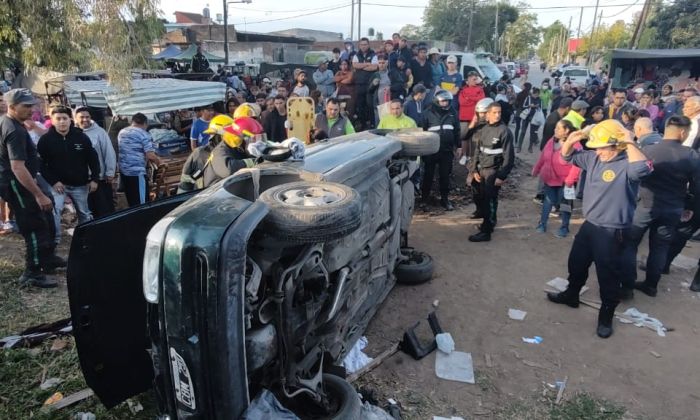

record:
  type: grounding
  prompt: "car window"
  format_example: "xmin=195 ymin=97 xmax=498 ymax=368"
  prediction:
xmin=475 ymin=58 xmax=502 ymax=81
xmin=564 ymin=69 xmax=588 ymax=77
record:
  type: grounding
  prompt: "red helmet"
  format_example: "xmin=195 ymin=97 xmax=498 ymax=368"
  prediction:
xmin=222 ymin=117 xmax=265 ymax=148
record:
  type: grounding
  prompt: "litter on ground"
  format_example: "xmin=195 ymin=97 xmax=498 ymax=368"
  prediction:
xmin=343 ymin=336 xmax=373 ymax=373
xmin=547 ymin=277 xmax=589 ymax=295
xmin=435 ymin=351 xmax=475 ymax=384
xmin=435 ymin=332 xmax=455 ymax=354
xmin=522 ymin=336 xmax=543 ymax=344
xmin=508 ymin=308 xmax=527 ymax=320
xmin=618 ymin=308 xmax=667 ymax=337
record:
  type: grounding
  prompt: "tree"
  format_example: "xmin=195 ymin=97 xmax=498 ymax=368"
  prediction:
xmin=423 ymin=0 xmax=518 ymax=51
xmin=397 ymin=24 xmax=427 ymax=40
xmin=537 ymin=21 xmax=568 ymax=66
xmin=579 ymin=20 xmax=632 ymax=63
xmin=0 ymin=0 xmax=164 ymax=89
xmin=501 ymin=13 xmax=540 ymax=60
xmin=640 ymin=0 xmax=700 ymax=49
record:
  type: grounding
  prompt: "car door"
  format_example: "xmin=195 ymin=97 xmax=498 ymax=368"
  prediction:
xmin=67 ymin=193 xmax=194 ymax=408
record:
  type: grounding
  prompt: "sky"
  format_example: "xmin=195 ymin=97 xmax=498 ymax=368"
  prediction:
xmin=158 ymin=0 xmax=645 ymax=40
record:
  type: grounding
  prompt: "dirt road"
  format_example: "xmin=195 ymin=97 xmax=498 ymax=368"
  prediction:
xmin=361 ymin=150 xmax=700 ymax=419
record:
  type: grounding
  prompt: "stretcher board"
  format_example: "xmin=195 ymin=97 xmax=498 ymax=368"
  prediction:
xmin=287 ymin=97 xmax=315 ymax=144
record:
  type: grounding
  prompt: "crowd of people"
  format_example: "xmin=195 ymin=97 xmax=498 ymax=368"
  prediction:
xmin=2 ymin=33 xmax=700 ymax=343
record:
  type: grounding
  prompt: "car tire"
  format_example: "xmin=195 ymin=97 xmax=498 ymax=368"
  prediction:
xmin=395 ymin=249 xmax=434 ymax=285
xmin=322 ymin=374 xmax=362 ymax=420
xmin=387 ymin=131 xmax=441 ymax=157
xmin=261 ymin=147 xmax=292 ymax=162
xmin=259 ymin=181 xmax=362 ymax=243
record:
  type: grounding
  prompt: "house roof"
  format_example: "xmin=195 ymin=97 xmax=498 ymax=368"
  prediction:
xmin=611 ymin=48 xmax=700 ymax=60
xmin=174 ymin=11 xmax=208 ymax=24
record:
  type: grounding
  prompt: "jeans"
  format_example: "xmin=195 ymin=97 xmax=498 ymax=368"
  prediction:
xmin=621 ymin=206 xmax=680 ymax=289
xmin=52 ymin=184 xmax=92 ymax=245
xmin=665 ymin=212 xmax=700 ymax=272
xmin=516 ymin=117 xmax=539 ymax=150
xmin=568 ymin=221 xmax=626 ymax=306
xmin=513 ymin=115 xmax=522 ymax=142
xmin=539 ymin=185 xmax=572 ymax=230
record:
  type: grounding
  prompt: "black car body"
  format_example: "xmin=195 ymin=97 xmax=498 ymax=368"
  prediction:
xmin=67 ymin=130 xmax=439 ymax=419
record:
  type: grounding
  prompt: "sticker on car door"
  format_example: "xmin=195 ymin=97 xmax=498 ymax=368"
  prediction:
xmin=170 ymin=347 xmax=196 ymax=410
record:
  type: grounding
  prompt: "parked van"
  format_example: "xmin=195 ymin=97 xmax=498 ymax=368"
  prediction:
xmin=439 ymin=51 xmax=503 ymax=86
xmin=503 ymin=61 xmax=518 ymax=78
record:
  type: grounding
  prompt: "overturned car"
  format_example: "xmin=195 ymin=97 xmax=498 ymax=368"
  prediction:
xmin=67 ymin=129 xmax=440 ymax=419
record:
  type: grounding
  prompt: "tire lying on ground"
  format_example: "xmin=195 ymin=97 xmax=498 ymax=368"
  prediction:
xmin=386 ymin=130 xmax=440 ymax=157
xmin=395 ymin=249 xmax=434 ymax=285
xmin=321 ymin=373 xmax=362 ymax=419
xmin=259 ymin=181 xmax=362 ymax=243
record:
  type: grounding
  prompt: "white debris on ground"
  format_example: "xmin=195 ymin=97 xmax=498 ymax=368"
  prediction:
xmin=435 ymin=332 xmax=455 ymax=354
xmin=342 ymin=336 xmax=373 ymax=373
xmin=618 ymin=307 xmax=667 ymax=337
xmin=508 ymin=308 xmax=527 ymax=320
xmin=435 ymin=351 xmax=475 ymax=384
xmin=547 ymin=277 xmax=589 ymax=295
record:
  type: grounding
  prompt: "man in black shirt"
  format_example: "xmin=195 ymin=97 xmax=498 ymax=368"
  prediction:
xmin=38 ymin=106 xmax=100 ymax=246
xmin=0 ymin=89 xmax=62 ymax=288
xmin=263 ymin=95 xmax=288 ymax=142
xmin=352 ymin=37 xmax=378 ymax=130
xmin=620 ymin=116 xmax=700 ymax=298
xmin=191 ymin=45 xmax=211 ymax=73
xmin=410 ymin=46 xmax=432 ymax=89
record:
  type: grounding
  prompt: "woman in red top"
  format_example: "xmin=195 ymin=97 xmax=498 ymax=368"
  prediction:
xmin=457 ymin=72 xmax=485 ymax=157
xmin=532 ymin=119 xmax=581 ymax=237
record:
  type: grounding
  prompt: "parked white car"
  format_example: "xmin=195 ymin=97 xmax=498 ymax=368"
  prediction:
xmin=561 ymin=66 xmax=592 ymax=86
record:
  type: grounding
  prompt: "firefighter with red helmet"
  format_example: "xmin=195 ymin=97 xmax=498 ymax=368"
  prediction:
xmin=202 ymin=117 xmax=263 ymax=187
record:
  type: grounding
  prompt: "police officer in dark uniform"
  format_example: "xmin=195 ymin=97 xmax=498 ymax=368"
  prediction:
xmin=468 ymin=102 xmax=514 ymax=242
xmin=352 ymin=37 xmax=378 ymax=130
xmin=421 ymin=89 xmax=461 ymax=211
xmin=620 ymin=116 xmax=700 ymax=299
xmin=547 ymin=120 xmax=652 ymax=338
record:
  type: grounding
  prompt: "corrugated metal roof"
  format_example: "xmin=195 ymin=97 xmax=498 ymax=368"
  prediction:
xmin=63 ymin=78 xmax=226 ymax=115
xmin=611 ymin=48 xmax=700 ymax=59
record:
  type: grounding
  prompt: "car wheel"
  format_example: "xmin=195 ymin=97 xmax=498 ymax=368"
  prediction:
xmin=262 ymin=147 xmax=292 ymax=162
xmin=395 ymin=249 xmax=434 ymax=285
xmin=320 ymin=374 xmax=362 ymax=420
xmin=259 ymin=181 xmax=362 ymax=243
xmin=387 ymin=131 xmax=440 ymax=157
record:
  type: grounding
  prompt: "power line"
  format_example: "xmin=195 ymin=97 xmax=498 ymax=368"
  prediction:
xmin=229 ymin=4 xmax=352 ymax=25
xmin=362 ymin=2 xmax=647 ymax=10
xmin=602 ymin=0 xmax=643 ymax=18
xmin=228 ymin=1 xmax=350 ymax=14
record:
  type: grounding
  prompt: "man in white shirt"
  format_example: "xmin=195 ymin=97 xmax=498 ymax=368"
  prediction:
xmin=682 ymin=96 xmax=700 ymax=149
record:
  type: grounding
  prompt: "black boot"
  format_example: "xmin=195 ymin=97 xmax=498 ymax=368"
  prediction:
xmin=46 ymin=254 xmax=67 ymax=269
xmin=596 ymin=303 xmax=616 ymax=338
xmin=18 ymin=270 xmax=58 ymax=289
xmin=619 ymin=287 xmax=634 ymax=300
xmin=470 ymin=211 xmax=483 ymax=219
xmin=441 ymin=198 xmax=454 ymax=211
xmin=634 ymin=281 xmax=657 ymax=297
xmin=690 ymin=268 xmax=700 ymax=292
xmin=547 ymin=286 xmax=580 ymax=308
xmin=468 ymin=231 xmax=491 ymax=242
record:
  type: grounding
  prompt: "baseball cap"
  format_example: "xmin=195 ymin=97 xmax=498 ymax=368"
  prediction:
xmin=446 ymin=55 xmax=457 ymax=64
xmin=428 ymin=47 xmax=440 ymax=55
xmin=3 ymin=88 xmax=36 ymax=106
xmin=559 ymin=97 xmax=574 ymax=109
xmin=571 ymin=100 xmax=589 ymax=111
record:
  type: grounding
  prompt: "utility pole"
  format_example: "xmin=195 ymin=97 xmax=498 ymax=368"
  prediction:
xmin=467 ymin=0 xmax=475 ymax=51
xmin=358 ymin=0 xmax=362 ymax=40
xmin=494 ymin=2 xmax=499 ymax=53
xmin=350 ymin=0 xmax=355 ymax=40
xmin=629 ymin=0 xmax=651 ymax=49
xmin=223 ymin=0 xmax=229 ymax=64
xmin=565 ymin=16 xmax=572 ymax=63
xmin=586 ymin=0 xmax=601 ymax=66
xmin=576 ymin=7 xmax=583 ymax=39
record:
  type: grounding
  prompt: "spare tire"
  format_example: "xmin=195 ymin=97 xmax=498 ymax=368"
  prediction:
xmin=261 ymin=147 xmax=292 ymax=162
xmin=259 ymin=181 xmax=362 ymax=243
xmin=387 ymin=131 xmax=440 ymax=157
xmin=395 ymin=249 xmax=434 ymax=285
xmin=321 ymin=374 xmax=362 ymax=420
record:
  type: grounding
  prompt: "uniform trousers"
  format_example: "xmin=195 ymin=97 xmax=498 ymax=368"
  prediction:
xmin=567 ymin=221 xmax=626 ymax=306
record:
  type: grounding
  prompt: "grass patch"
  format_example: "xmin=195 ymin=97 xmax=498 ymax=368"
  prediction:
xmin=496 ymin=387 xmax=627 ymax=420
xmin=0 ymin=249 xmax=154 ymax=418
